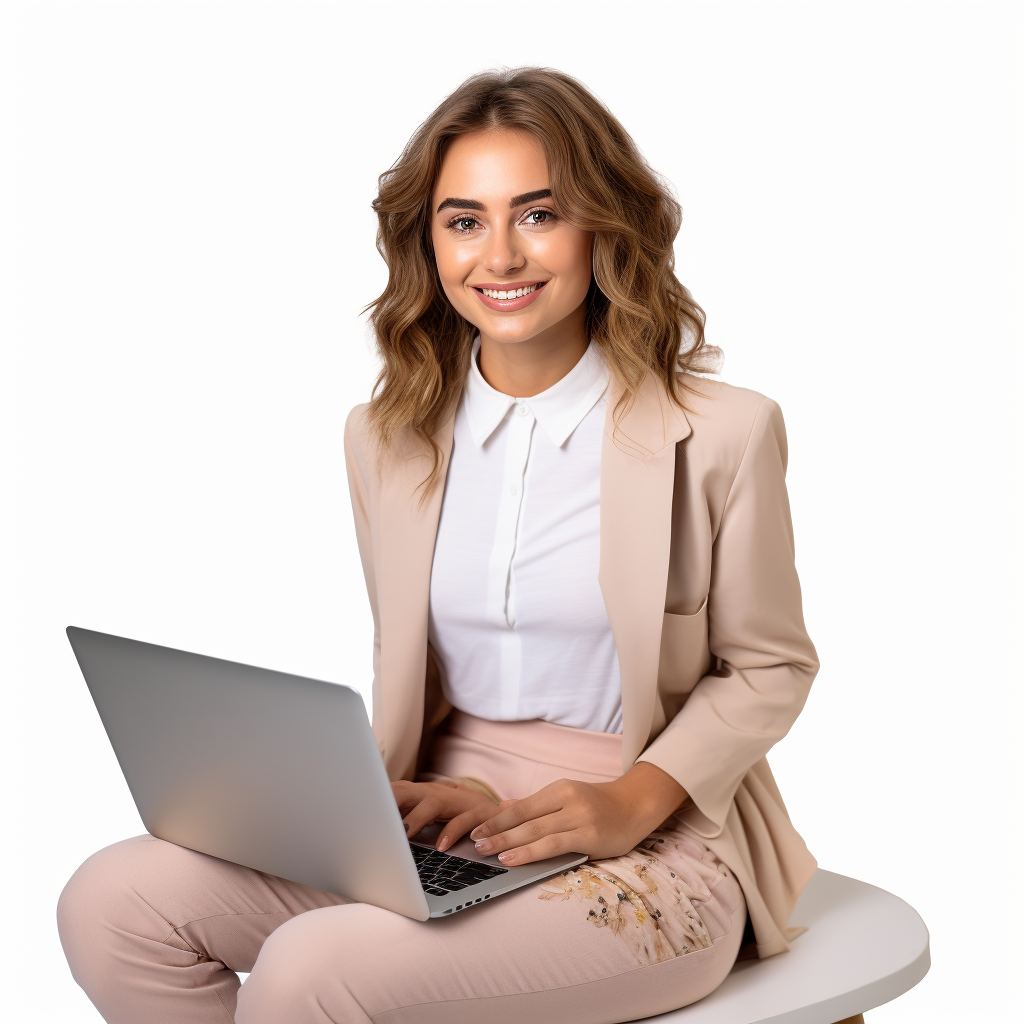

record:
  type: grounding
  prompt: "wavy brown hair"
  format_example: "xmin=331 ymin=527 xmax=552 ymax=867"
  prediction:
xmin=366 ymin=67 xmax=720 ymax=479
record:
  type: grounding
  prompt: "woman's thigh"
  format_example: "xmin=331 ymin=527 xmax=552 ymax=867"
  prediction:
xmin=238 ymin=827 xmax=745 ymax=1024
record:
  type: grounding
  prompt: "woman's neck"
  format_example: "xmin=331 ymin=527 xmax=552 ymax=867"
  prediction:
xmin=477 ymin=302 xmax=589 ymax=398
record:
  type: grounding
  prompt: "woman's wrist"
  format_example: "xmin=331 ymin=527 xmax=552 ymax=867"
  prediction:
xmin=607 ymin=761 xmax=688 ymax=836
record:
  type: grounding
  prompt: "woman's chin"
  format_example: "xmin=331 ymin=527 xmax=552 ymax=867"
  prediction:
xmin=476 ymin=315 xmax=576 ymax=349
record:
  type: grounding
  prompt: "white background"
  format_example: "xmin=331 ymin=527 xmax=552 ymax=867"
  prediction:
xmin=2 ymin=1 xmax=1021 ymax=1020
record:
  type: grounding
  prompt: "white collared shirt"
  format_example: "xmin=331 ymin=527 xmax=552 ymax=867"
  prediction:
xmin=427 ymin=340 xmax=623 ymax=734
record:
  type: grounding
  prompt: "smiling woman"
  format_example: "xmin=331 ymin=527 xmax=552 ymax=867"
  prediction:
xmin=56 ymin=68 xmax=820 ymax=1024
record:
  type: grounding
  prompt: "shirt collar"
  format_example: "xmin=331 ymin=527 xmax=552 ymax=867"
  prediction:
xmin=463 ymin=337 xmax=610 ymax=448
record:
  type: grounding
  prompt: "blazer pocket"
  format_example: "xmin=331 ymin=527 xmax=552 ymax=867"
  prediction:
xmin=658 ymin=598 xmax=711 ymax=697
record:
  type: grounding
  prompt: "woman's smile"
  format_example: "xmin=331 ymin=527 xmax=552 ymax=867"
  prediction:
xmin=472 ymin=280 xmax=548 ymax=311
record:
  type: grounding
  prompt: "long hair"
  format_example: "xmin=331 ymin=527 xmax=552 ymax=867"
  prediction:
xmin=366 ymin=67 xmax=721 ymax=482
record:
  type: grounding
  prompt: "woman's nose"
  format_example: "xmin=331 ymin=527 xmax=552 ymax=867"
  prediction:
xmin=483 ymin=226 xmax=525 ymax=275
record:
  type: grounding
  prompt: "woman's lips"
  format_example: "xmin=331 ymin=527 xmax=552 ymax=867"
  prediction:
xmin=472 ymin=281 xmax=548 ymax=312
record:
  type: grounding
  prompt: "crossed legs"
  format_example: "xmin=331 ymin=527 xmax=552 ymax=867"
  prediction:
xmin=58 ymin=830 xmax=745 ymax=1023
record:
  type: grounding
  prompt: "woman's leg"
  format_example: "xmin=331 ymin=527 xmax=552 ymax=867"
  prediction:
xmin=238 ymin=826 xmax=745 ymax=1024
xmin=57 ymin=834 xmax=348 ymax=1023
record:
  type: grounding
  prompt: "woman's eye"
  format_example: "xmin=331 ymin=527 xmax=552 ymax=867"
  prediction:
xmin=450 ymin=216 xmax=479 ymax=233
xmin=523 ymin=209 xmax=554 ymax=226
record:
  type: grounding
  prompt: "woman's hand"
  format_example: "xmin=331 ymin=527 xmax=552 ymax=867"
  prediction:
xmin=468 ymin=762 xmax=689 ymax=866
xmin=392 ymin=780 xmax=512 ymax=852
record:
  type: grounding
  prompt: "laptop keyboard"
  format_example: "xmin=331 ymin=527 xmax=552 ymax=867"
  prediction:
xmin=410 ymin=843 xmax=508 ymax=896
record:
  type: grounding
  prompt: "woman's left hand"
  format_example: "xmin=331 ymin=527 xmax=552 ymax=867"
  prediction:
xmin=469 ymin=761 xmax=689 ymax=865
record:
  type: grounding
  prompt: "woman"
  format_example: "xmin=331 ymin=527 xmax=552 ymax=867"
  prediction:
xmin=58 ymin=68 xmax=819 ymax=1023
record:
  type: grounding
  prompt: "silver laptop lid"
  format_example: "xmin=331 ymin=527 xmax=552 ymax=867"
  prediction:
xmin=66 ymin=626 xmax=430 ymax=920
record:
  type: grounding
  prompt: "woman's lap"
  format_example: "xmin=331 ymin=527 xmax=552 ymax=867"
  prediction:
xmin=59 ymin=827 xmax=744 ymax=1024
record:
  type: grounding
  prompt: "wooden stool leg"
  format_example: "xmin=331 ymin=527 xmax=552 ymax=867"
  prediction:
xmin=832 ymin=1016 xmax=865 ymax=1024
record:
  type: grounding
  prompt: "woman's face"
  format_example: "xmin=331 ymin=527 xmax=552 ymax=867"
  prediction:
xmin=430 ymin=130 xmax=593 ymax=349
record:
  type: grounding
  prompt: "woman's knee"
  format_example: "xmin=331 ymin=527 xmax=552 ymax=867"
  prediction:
xmin=57 ymin=835 xmax=208 ymax=977
xmin=58 ymin=836 xmax=148 ymax=954
xmin=238 ymin=903 xmax=398 ymax=1024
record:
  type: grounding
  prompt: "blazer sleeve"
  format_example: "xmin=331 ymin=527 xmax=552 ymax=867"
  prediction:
xmin=637 ymin=397 xmax=819 ymax=835
xmin=343 ymin=405 xmax=384 ymax=750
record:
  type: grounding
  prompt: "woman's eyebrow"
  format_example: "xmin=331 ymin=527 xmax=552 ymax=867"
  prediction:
xmin=436 ymin=197 xmax=485 ymax=213
xmin=509 ymin=189 xmax=552 ymax=207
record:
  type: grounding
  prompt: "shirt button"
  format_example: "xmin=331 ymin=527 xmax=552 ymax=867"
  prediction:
xmin=516 ymin=403 xmax=528 ymax=416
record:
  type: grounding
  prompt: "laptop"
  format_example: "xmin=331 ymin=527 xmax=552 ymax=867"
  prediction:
xmin=66 ymin=626 xmax=587 ymax=920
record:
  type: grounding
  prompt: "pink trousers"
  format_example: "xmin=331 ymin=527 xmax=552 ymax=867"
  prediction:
xmin=58 ymin=712 xmax=745 ymax=1023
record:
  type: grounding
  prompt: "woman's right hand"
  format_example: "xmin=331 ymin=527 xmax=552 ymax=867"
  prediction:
xmin=391 ymin=780 xmax=512 ymax=852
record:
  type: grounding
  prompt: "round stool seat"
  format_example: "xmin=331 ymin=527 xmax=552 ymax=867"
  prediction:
xmin=653 ymin=869 xmax=930 ymax=1024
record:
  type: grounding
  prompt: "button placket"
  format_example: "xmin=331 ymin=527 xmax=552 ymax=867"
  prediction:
xmin=485 ymin=407 xmax=533 ymax=622
xmin=484 ymin=403 xmax=535 ymax=720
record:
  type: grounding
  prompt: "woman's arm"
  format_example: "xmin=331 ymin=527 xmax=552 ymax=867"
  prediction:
xmin=393 ymin=762 xmax=685 ymax=860
xmin=636 ymin=397 xmax=818 ymax=834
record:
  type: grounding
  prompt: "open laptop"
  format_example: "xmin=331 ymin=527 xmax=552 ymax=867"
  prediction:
xmin=66 ymin=626 xmax=586 ymax=920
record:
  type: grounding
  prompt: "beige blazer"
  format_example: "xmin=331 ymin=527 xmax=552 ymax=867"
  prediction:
xmin=344 ymin=372 xmax=820 ymax=958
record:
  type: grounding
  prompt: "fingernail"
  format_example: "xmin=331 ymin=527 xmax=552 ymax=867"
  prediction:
xmin=437 ymin=837 xmax=449 ymax=852
xmin=470 ymin=827 xmax=484 ymax=840
xmin=474 ymin=840 xmax=491 ymax=853
xmin=498 ymin=852 xmax=513 ymax=863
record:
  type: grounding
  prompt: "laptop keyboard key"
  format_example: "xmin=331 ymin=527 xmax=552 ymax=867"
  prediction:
xmin=411 ymin=842 xmax=508 ymax=896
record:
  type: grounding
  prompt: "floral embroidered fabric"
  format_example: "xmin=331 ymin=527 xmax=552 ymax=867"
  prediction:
xmin=539 ymin=826 xmax=737 ymax=967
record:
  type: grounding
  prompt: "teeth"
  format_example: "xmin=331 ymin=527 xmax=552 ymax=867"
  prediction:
xmin=481 ymin=284 xmax=540 ymax=299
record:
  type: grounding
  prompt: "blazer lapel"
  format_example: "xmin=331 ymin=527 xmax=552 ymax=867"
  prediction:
xmin=377 ymin=412 xmax=456 ymax=780
xmin=600 ymin=376 xmax=691 ymax=771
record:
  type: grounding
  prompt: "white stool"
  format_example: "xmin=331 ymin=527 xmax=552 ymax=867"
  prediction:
xmin=653 ymin=869 xmax=930 ymax=1024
